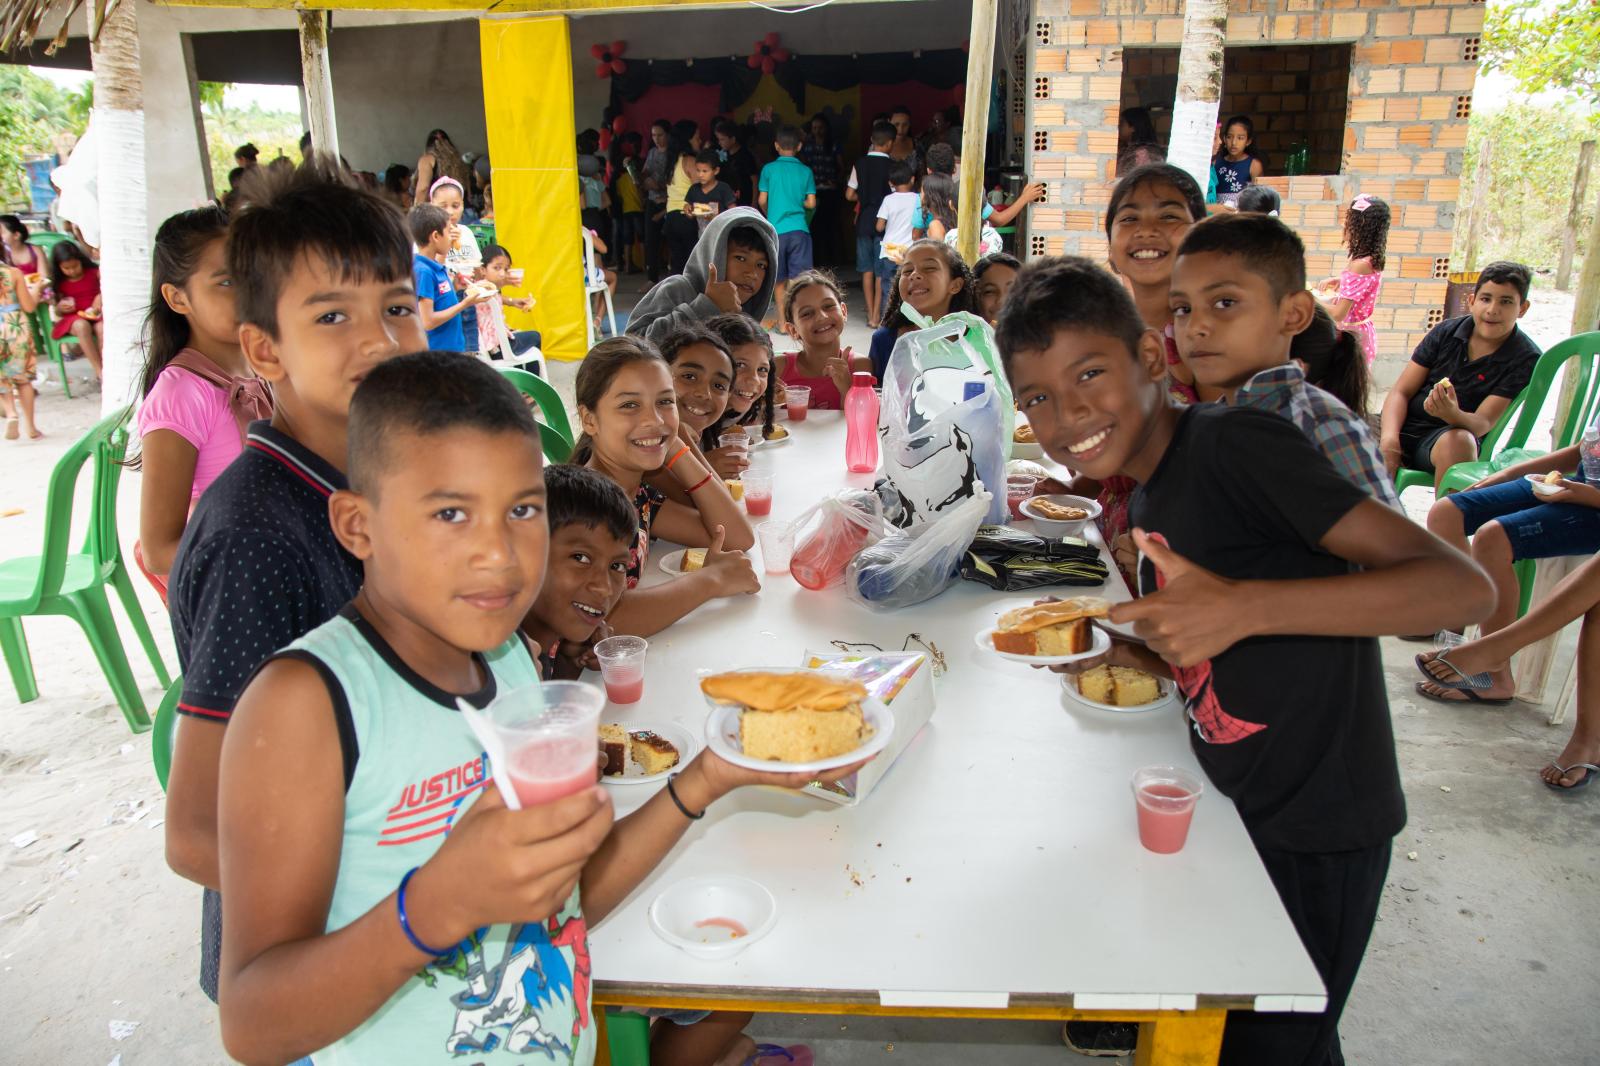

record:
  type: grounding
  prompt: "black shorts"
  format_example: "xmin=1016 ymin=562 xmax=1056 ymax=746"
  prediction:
xmin=1399 ymin=423 xmax=1459 ymax=473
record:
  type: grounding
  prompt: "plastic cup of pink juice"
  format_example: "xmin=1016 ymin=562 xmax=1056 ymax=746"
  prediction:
xmin=784 ymin=385 xmax=811 ymax=422
xmin=594 ymin=635 xmax=648 ymax=705
xmin=1131 ymin=766 xmax=1204 ymax=854
xmin=488 ymin=681 xmax=604 ymax=807
xmin=1006 ymin=475 xmax=1039 ymax=520
xmin=744 ymin=472 xmax=774 ymax=516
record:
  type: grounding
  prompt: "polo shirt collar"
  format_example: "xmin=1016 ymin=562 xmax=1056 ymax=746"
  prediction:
xmin=244 ymin=420 xmax=346 ymax=499
xmin=1450 ymin=315 xmax=1476 ymax=344
xmin=1222 ymin=363 xmax=1304 ymax=406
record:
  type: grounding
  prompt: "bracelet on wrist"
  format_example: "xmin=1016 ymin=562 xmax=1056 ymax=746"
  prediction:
xmin=666 ymin=772 xmax=706 ymax=820
xmin=685 ymin=472 xmax=714 ymax=493
xmin=396 ymin=866 xmax=456 ymax=957
xmin=664 ymin=445 xmax=691 ymax=472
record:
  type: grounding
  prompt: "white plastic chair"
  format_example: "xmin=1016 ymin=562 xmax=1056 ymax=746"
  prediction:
xmin=583 ymin=228 xmax=617 ymax=348
xmin=484 ymin=295 xmax=542 ymax=376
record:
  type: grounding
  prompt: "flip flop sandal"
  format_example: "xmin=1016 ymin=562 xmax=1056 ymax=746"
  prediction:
xmin=744 ymin=1044 xmax=813 ymax=1066
xmin=1413 ymin=680 xmax=1512 ymax=706
xmin=1543 ymin=763 xmax=1599 ymax=792
xmin=1414 ymin=651 xmax=1492 ymax=691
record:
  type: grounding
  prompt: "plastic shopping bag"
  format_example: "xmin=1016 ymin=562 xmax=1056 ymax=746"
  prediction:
xmin=959 ymin=525 xmax=1110 ymax=591
xmin=875 ymin=309 xmax=1012 ymax=528
xmin=848 ymin=490 xmax=991 ymax=610
xmin=790 ymin=488 xmax=890 ymax=590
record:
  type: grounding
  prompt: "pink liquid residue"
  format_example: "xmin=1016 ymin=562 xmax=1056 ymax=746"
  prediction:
xmin=694 ymin=916 xmax=749 ymax=939
xmin=745 ymin=493 xmax=773 ymax=516
xmin=605 ymin=675 xmax=644 ymax=704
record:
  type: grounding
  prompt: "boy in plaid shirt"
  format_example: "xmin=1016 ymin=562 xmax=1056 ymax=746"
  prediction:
xmin=1168 ymin=213 xmax=1400 ymax=509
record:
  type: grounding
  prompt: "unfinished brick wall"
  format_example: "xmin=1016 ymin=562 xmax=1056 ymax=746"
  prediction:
xmin=1026 ymin=0 xmax=1483 ymax=384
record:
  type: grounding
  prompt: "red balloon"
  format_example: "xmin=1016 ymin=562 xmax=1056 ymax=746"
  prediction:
xmin=761 ymin=57 xmax=776 ymax=75
xmin=772 ymin=47 xmax=790 ymax=62
xmin=611 ymin=40 xmax=627 ymax=57
xmin=611 ymin=115 xmax=628 ymax=133
xmin=599 ymin=129 xmax=613 ymax=151
xmin=763 ymin=31 xmax=780 ymax=47
xmin=595 ymin=61 xmax=611 ymax=78
xmin=610 ymin=58 xmax=627 ymax=74
xmin=590 ymin=43 xmax=606 ymax=59
xmin=747 ymin=54 xmax=761 ymax=69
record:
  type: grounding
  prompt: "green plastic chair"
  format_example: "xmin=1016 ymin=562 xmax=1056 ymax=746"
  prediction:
xmin=26 ymin=230 xmax=75 ymax=255
xmin=497 ymin=366 xmax=575 ymax=462
xmin=152 ymin=676 xmax=182 ymax=790
xmin=25 ymin=306 xmax=72 ymax=400
xmin=1393 ymin=333 xmax=1600 ymax=499
xmin=603 ymin=1009 xmax=650 ymax=1065
xmin=0 ymin=408 xmax=172 ymax=732
xmin=468 ymin=222 xmax=496 ymax=249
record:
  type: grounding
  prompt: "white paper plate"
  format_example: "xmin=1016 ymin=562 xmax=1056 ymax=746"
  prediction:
xmin=1524 ymin=473 xmax=1565 ymax=497
xmin=750 ymin=429 xmax=793 ymax=449
xmin=658 ymin=548 xmax=693 ymax=576
xmin=1059 ymin=670 xmax=1179 ymax=714
xmin=600 ymin=721 xmax=698 ymax=786
xmin=703 ymin=694 xmax=894 ymax=774
xmin=974 ymin=619 xmax=1112 ymax=665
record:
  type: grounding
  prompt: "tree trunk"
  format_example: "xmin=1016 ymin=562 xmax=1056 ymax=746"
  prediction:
xmin=956 ymin=0 xmax=998 ymax=265
xmin=91 ymin=0 xmax=150 ymax=416
xmin=1167 ymin=0 xmax=1227 ymax=195
xmin=1557 ymin=141 xmax=1595 ymax=292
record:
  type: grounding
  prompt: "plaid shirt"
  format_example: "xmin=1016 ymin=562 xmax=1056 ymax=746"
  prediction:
xmin=1227 ymin=364 xmax=1402 ymax=510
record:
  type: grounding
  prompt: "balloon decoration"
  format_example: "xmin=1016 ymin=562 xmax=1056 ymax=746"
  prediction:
xmin=598 ymin=114 xmax=628 ymax=152
xmin=591 ymin=40 xmax=628 ymax=79
xmin=747 ymin=32 xmax=790 ymax=75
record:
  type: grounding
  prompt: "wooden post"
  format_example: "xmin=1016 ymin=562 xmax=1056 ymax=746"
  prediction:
xmin=298 ymin=10 xmax=339 ymax=160
xmin=1462 ymin=139 xmax=1492 ymax=274
xmin=957 ymin=0 xmax=998 ymax=266
xmin=1558 ymin=141 xmax=1596 ymax=292
xmin=1573 ymin=177 xmax=1600 ymax=335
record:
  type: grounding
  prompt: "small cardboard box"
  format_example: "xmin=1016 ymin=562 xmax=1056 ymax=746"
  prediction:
xmin=798 ymin=650 xmax=936 ymax=806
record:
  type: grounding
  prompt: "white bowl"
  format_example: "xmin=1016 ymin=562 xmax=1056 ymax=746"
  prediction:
xmin=1526 ymin=473 xmax=1565 ymax=498
xmin=648 ymin=875 xmax=778 ymax=960
xmin=1021 ymin=494 xmax=1102 ymax=537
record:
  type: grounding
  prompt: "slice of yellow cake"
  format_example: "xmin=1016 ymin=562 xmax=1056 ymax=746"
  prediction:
xmin=702 ymin=671 xmax=869 ymax=762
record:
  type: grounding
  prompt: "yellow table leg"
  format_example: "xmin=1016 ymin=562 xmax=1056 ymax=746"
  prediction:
xmin=1133 ymin=1009 xmax=1227 ymax=1066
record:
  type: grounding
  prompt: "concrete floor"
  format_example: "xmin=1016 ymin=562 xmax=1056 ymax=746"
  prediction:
xmin=3 ymin=280 xmax=1597 ymax=1065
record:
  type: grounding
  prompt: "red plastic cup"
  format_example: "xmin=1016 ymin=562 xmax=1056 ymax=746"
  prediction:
xmin=785 ymin=385 xmax=811 ymax=422
xmin=1131 ymin=766 xmax=1204 ymax=853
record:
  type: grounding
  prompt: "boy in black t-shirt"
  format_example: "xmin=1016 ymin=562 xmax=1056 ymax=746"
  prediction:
xmin=996 ymin=256 xmax=1494 ymax=1065
xmin=683 ymin=148 xmax=738 ymax=220
xmin=1379 ymin=260 xmax=1540 ymax=492
xmin=164 ymin=158 xmax=428 ymax=999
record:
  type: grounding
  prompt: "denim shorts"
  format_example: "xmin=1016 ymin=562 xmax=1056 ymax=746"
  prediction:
xmin=875 ymin=257 xmax=900 ymax=297
xmin=776 ymin=231 xmax=814 ymax=282
xmin=613 ymin=1006 xmax=714 ymax=1026
xmin=855 ymin=234 xmax=880 ymax=274
xmin=1446 ymin=469 xmax=1600 ymax=561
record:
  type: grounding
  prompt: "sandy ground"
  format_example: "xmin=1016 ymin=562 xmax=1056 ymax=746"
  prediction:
xmin=2 ymin=279 xmax=1597 ymax=1065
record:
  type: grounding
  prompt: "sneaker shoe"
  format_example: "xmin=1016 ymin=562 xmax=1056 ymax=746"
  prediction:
xmin=1062 ymin=1021 xmax=1137 ymax=1057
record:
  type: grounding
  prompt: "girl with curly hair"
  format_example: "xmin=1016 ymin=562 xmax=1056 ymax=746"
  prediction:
xmin=1319 ymin=194 xmax=1390 ymax=366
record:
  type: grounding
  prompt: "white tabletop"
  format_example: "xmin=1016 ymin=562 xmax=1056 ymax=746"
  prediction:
xmin=587 ymin=411 xmax=1325 ymax=1013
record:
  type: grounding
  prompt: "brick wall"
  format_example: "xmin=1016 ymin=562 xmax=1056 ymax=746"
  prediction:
xmin=1026 ymin=0 xmax=1484 ymax=384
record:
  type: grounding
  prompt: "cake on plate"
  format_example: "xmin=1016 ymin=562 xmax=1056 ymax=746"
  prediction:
xmin=599 ymin=723 xmax=628 ymax=776
xmin=629 ymin=730 xmax=679 ymax=774
xmin=681 ymin=548 xmax=707 ymax=572
xmin=991 ymin=596 xmax=1108 ymax=656
xmin=1075 ymin=665 xmax=1162 ymax=707
xmin=701 ymin=671 xmax=869 ymax=762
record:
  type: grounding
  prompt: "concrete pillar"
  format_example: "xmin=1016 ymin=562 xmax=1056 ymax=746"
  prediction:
xmin=135 ymin=4 xmax=212 ymax=228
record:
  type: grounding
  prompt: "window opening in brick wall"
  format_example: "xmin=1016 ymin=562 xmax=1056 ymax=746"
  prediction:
xmin=1120 ymin=43 xmax=1354 ymax=176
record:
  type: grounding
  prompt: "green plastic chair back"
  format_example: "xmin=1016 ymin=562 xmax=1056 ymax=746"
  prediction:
xmin=152 ymin=676 xmax=183 ymax=791
xmin=26 ymin=230 xmax=75 ymax=255
xmin=1432 ymin=332 xmax=1600 ymax=496
xmin=602 ymin=1008 xmax=651 ymax=1066
xmin=11 ymin=407 xmax=124 ymax=611
xmin=23 ymin=305 xmax=72 ymax=399
xmin=468 ymin=222 xmax=496 ymax=249
xmin=497 ymin=367 xmax=575 ymax=462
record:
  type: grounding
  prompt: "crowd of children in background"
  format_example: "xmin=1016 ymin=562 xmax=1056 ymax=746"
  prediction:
xmin=2 ymin=78 xmax=1578 ymax=1066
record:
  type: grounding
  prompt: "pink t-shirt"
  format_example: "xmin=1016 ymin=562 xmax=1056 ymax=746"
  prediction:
xmin=136 ymin=360 xmax=246 ymax=500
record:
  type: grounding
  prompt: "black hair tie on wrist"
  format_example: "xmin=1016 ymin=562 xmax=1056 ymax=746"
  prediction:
xmin=666 ymin=772 xmax=705 ymax=820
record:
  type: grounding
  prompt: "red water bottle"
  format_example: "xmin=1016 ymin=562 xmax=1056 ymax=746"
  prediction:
xmin=845 ymin=372 xmax=880 ymax=473
xmin=791 ymin=490 xmax=877 ymax=590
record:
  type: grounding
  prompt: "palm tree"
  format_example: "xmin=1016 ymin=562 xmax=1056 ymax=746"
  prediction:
xmin=1167 ymin=0 xmax=1227 ymax=196
xmin=2 ymin=0 xmax=148 ymax=414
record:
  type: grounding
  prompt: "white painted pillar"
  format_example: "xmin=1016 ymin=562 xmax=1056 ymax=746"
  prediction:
xmin=299 ymin=11 xmax=340 ymax=160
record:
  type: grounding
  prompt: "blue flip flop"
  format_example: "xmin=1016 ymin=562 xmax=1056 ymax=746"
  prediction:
xmin=1543 ymin=763 xmax=1599 ymax=792
xmin=1415 ymin=651 xmax=1492 ymax=691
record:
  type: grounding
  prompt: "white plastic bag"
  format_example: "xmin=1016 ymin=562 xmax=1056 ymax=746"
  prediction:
xmin=847 ymin=490 xmax=991 ymax=610
xmin=876 ymin=309 xmax=1011 ymax=527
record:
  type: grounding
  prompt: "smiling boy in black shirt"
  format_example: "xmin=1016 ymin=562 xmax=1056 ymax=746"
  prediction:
xmin=996 ymin=256 xmax=1494 ymax=1065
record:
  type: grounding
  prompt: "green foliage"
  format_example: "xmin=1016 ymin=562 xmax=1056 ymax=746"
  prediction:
xmin=1483 ymin=0 xmax=1600 ymax=102
xmin=1458 ymin=101 xmax=1600 ymax=274
xmin=199 ymin=90 xmax=302 ymax=195
xmin=0 ymin=67 xmax=89 ymax=210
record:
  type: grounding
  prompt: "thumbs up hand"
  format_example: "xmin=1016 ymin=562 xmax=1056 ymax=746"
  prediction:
xmin=1106 ymin=529 xmax=1243 ymax=667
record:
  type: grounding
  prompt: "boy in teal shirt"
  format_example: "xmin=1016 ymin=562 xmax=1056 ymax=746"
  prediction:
xmin=215 ymin=352 xmax=865 ymax=1065
xmin=758 ymin=125 xmax=817 ymax=320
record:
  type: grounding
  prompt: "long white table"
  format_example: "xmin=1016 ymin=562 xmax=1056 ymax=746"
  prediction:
xmin=587 ymin=411 xmax=1324 ymax=1064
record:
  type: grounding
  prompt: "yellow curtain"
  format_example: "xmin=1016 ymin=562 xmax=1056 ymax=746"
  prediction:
xmin=480 ymin=16 xmax=587 ymax=361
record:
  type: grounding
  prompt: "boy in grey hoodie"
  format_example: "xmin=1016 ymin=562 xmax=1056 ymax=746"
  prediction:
xmin=626 ymin=206 xmax=777 ymax=345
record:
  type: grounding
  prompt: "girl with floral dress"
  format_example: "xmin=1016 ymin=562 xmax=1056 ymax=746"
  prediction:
xmin=0 ymin=262 xmax=43 ymax=440
xmin=1318 ymin=194 xmax=1390 ymax=366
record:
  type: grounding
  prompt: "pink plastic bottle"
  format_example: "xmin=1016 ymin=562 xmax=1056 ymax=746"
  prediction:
xmin=845 ymin=372 xmax=880 ymax=473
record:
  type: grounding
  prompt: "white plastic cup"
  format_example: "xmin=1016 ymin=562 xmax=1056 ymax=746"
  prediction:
xmin=744 ymin=472 xmax=774 ymax=517
xmin=1131 ymin=766 xmax=1205 ymax=854
xmin=784 ymin=385 xmax=812 ymax=422
xmin=758 ymin=520 xmax=797 ymax=575
xmin=594 ymin=635 xmax=648 ymax=705
xmin=489 ymin=681 xmax=604 ymax=806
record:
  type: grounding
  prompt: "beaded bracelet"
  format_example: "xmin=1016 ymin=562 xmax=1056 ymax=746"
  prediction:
xmin=666 ymin=773 xmax=705 ymax=820
xmin=664 ymin=445 xmax=691 ymax=472
xmin=396 ymin=866 xmax=455 ymax=957
xmin=685 ymin=473 xmax=714 ymax=493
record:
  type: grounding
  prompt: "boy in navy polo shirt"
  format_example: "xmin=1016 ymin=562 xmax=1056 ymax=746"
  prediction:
xmin=164 ymin=157 xmax=428 ymax=1001
xmin=410 ymin=203 xmax=484 ymax=351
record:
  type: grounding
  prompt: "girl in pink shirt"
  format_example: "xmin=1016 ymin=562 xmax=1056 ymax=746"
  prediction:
xmin=132 ymin=205 xmax=271 ymax=600
xmin=1318 ymin=194 xmax=1389 ymax=366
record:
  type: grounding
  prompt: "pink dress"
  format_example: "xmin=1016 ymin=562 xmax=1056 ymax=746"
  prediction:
xmin=1337 ymin=267 xmax=1383 ymax=366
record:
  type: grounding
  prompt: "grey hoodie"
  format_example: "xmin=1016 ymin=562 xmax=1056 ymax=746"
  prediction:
xmin=626 ymin=207 xmax=778 ymax=345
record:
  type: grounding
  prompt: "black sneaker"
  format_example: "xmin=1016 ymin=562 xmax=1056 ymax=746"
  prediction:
xmin=1062 ymin=1021 xmax=1137 ymax=1057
